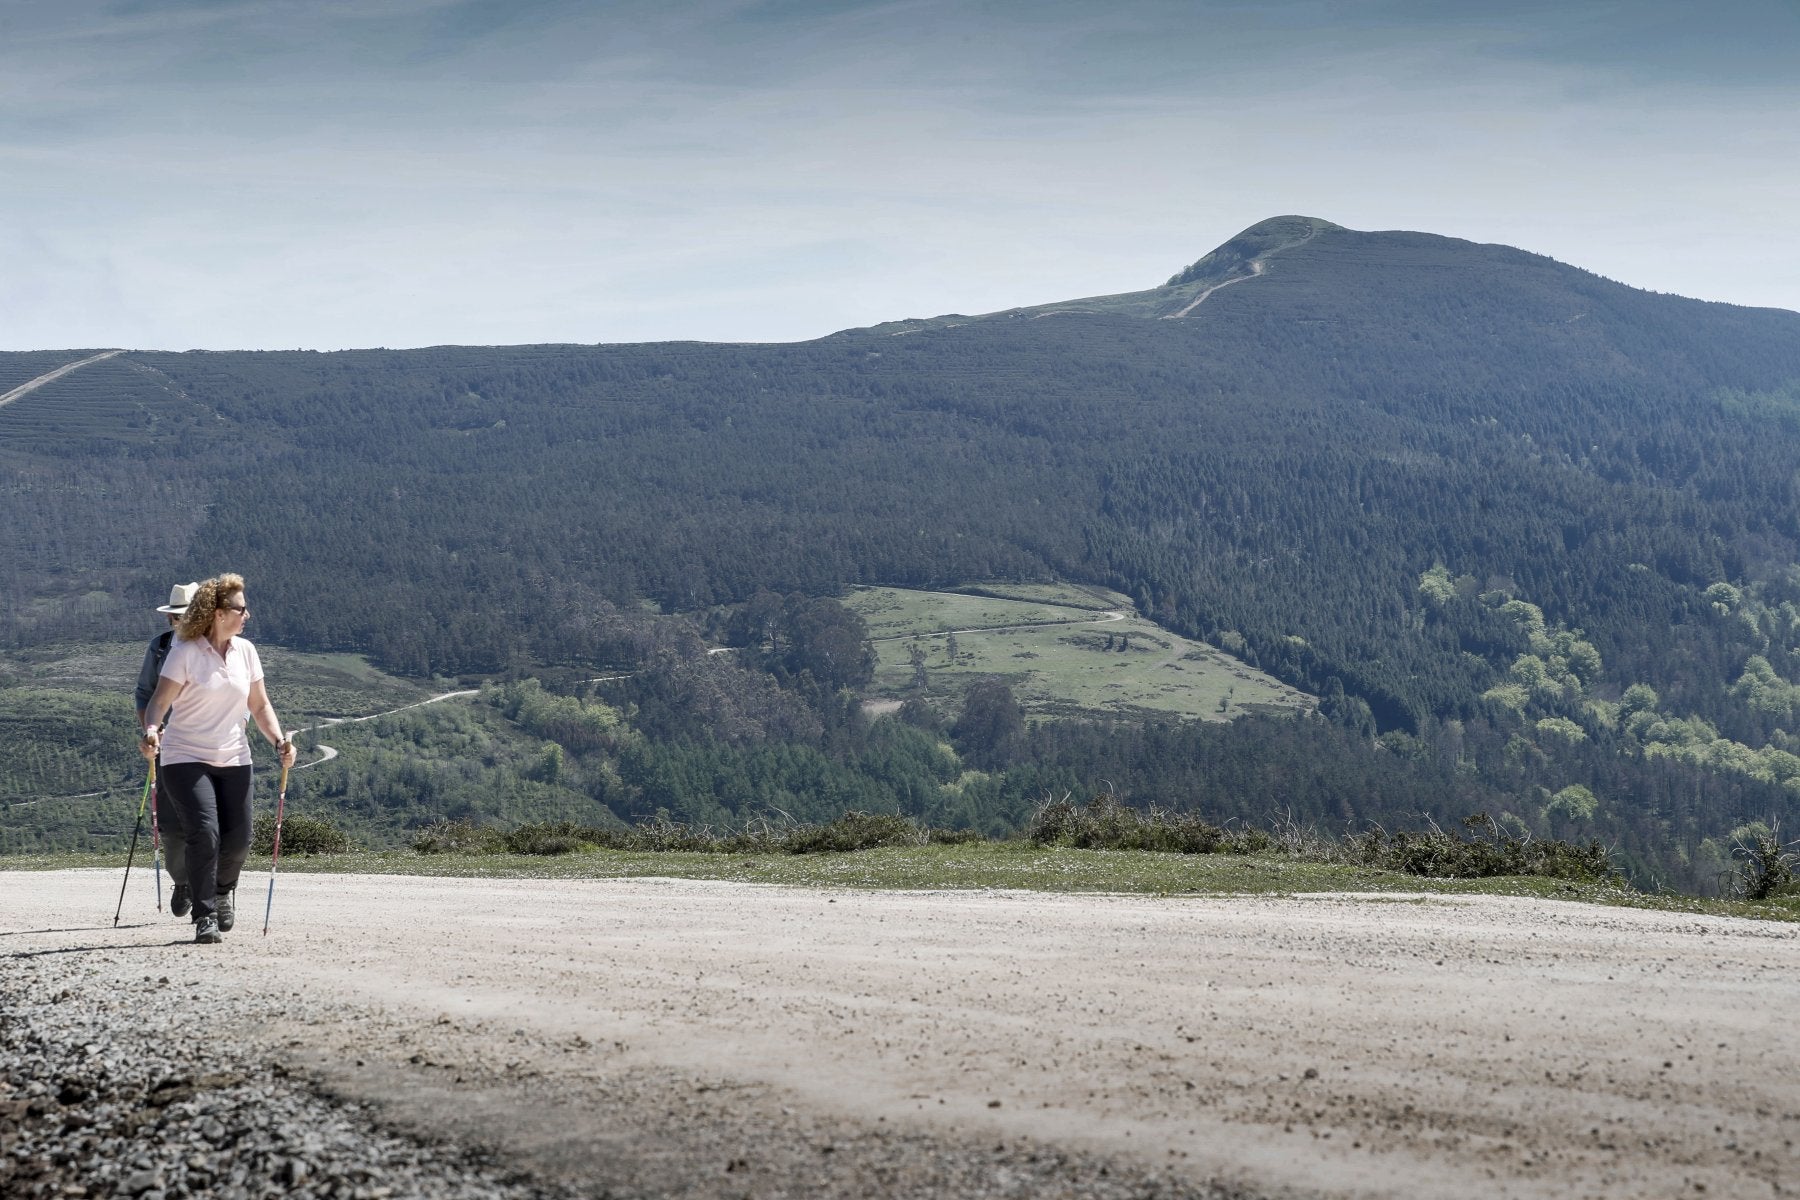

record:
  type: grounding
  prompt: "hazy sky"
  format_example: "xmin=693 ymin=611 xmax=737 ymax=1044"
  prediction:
xmin=3 ymin=0 xmax=1796 ymax=350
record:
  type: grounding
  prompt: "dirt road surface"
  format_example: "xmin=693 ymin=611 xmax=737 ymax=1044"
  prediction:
xmin=5 ymin=872 xmax=1796 ymax=1198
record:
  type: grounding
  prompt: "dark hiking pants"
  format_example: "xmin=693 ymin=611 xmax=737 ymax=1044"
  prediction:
xmin=153 ymin=757 xmax=188 ymax=887
xmin=159 ymin=762 xmax=254 ymax=922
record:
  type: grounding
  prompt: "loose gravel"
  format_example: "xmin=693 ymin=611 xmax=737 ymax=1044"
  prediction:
xmin=6 ymin=871 xmax=1799 ymax=1200
xmin=0 ymin=958 xmax=573 ymax=1200
xmin=2 ymin=935 xmax=1247 ymax=1200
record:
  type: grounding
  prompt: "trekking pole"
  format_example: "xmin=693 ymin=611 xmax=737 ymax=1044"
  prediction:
xmin=113 ymin=763 xmax=155 ymax=927
xmin=262 ymin=761 xmax=290 ymax=936
xmin=149 ymin=776 xmax=164 ymax=913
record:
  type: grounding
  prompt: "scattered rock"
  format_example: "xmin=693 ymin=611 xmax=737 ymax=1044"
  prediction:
xmin=122 ymin=1167 xmax=161 ymax=1193
xmin=0 ymin=963 xmax=576 ymax=1200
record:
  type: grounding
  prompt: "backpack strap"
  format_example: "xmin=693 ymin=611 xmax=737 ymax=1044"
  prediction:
xmin=152 ymin=628 xmax=176 ymax=671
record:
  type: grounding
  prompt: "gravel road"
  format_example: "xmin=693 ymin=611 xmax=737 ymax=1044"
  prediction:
xmin=4 ymin=871 xmax=1796 ymax=1199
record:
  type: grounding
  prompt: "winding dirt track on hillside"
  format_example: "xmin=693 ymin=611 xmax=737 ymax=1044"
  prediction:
xmin=1165 ymin=222 xmax=1322 ymax=319
xmin=292 ymin=689 xmax=479 ymax=771
xmin=1167 ymin=259 xmax=1268 ymax=318
xmin=0 ymin=350 xmax=126 ymax=408
xmin=5 ymin=875 xmax=1795 ymax=1199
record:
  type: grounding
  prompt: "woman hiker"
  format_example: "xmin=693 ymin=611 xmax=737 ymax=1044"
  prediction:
xmin=134 ymin=581 xmax=199 ymax=917
xmin=139 ymin=573 xmax=297 ymax=944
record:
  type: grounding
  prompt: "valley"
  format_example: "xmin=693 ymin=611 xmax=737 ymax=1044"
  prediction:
xmin=5 ymin=216 xmax=1800 ymax=894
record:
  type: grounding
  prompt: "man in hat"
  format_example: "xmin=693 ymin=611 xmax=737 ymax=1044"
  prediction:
xmin=135 ymin=582 xmax=199 ymax=917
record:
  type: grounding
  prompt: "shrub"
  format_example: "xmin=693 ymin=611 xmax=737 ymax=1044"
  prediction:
xmin=1734 ymin=826 xmax=1798 ymax=901
xmin=411 ymin=819 xmax=505 ymax=855
xmin=405 ymin=813 xmax=978 ymax=857
xmin=503 ymin=820 xmax=605 ymax=856
xmin=718 ymin=826 xmax=787 ymax=854
xmin=1345 ymin=813 xmax=1614 ymax=882
xmin=1027 ymin=791 xmax=1270 ymax=855
xmin=614 ymin=818 xmax=737 ymax=853
xmin=1026 ymin=798 xmax=1614 ymax=882
xmin=253 ymin=813 xmax=352 ymax=856
xmin=782 ymin=811 xmax=924 ymax=854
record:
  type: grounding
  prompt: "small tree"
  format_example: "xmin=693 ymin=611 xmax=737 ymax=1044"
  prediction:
xmin=952 ymin=679 xmax=1024 ymax=769
xmin=1734 ymin=824 xmax=1798 ymax=901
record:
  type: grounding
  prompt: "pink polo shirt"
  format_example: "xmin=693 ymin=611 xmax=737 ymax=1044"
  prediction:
xmin=158 ymin=635 xmax=264 ymax=767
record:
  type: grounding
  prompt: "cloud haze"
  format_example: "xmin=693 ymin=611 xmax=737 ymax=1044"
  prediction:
xmin=2 ymin=0 xmax=1796 ymax=350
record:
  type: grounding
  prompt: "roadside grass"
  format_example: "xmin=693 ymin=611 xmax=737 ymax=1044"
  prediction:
xmin=12 ymin=842 xmax=1796 ymax=924
xmin=845 ymin=585 xmax=1313 ymax=722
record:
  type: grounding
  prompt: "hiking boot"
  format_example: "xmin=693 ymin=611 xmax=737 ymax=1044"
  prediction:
xmin=170 ymin=884 xmax=191 ymax=918
xmin=217 ymin=888 xmax=236 ymax=933
xmin=194 ymin=915 xmax=222 ymax=944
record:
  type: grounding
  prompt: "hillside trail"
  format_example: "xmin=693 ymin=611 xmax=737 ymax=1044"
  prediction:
xmin=295 ymin=603 xmax=1129 ymax=763
xmin=292 ymin=689 xmax=479 ymax=770
xmin=5 ymin=876 xmax=1795 ymax=1200
xmin=1165 ymin=222 xmax=1322 ymax=318
xmin=1166 ymin=259 xmax=1267 ymax=318
xmin=0 ymin=688 xmax=476 ymax=808
xmin=0 ymin=349 xmax=125 ymax=408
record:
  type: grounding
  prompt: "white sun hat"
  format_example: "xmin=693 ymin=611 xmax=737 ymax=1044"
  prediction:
xmin=156 ymin=582 xmax=200 ymax=615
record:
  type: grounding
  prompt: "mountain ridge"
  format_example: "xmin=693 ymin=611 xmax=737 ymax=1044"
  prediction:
xmin=6 ymin=216 xmax=1800 ymax=888
xmin=4 ymin=216 xmax=1793 ymax=357
xmin=862 ymin=214 xmax=1798 ymax=338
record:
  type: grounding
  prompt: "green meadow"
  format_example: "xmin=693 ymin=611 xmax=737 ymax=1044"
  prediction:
xmin=845 ymin=584 xmax=1314 ymax=721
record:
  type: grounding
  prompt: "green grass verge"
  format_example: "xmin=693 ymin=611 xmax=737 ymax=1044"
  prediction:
xmin=9 ymin=843 xmax=1795 ymax=923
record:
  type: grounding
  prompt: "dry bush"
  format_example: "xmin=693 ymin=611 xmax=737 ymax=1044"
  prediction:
xmin=782 ymin=811 xmax=925 ymax=854
xmin=1027 ymin=791 xmax=1270 ymax=855
xmin=411 ymin=812 xmax=954 ymax=857
xmin=1734 ymin=826 xmax=1799 ymax=901
xmin=411 ymin=818 xmax=505 ymax=855
xmin=1346 ymin=813 xmax=1614 ymax=882
xmin=503 ymin=820 xmax=602 ymax=856
xmin=252 ymin=813 xmax=353 ymax=856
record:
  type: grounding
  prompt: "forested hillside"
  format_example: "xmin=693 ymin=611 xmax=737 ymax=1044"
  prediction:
xmin=6 ymin=217 xmax=1800 ymax=891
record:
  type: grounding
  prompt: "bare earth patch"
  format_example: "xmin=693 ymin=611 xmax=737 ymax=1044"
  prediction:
xmin=4 ymin=872 xmax=1797 ymax=1198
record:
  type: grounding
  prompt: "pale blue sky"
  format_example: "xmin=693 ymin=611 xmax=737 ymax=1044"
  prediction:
xmin=2 ymin=0 xmax=1796 ymax=350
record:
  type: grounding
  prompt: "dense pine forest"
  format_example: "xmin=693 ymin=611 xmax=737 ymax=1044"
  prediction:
xmin=6 ymin=217 xmax=1800 ymax=892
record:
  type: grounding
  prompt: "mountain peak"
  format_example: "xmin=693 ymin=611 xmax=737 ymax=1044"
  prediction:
xmin=862 ymin=215 xmax=1353 ymax=334
xmin=1164 ymin=216 xmax=1345 ymax=289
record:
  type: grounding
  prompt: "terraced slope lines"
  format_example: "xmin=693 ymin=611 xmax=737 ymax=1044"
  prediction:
xmin=0 ymin=349 xmax=125 ymax=409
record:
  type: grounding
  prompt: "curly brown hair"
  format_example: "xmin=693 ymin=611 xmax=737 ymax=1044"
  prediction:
xmin=175 ymin=573 xmax=246 ymax=642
